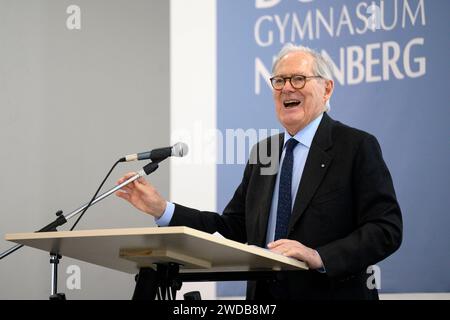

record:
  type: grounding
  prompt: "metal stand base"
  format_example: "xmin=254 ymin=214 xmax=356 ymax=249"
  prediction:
xmin=49 ymin=293 xmax=66 ymax=300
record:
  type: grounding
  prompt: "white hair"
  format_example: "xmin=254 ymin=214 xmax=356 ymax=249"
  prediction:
xmin=272 ymin=43 xmax=334 ymax=111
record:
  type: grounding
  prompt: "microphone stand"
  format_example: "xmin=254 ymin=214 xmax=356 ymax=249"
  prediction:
xmin=0 ymin=161 xmax=159 ymax=299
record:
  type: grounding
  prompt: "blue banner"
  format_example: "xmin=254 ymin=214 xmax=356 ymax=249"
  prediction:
xmin=217 ymin=0 xmax=450 ymax=295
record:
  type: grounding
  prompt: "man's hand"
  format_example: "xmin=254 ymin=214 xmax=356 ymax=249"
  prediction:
xmin=115 ymin=172 xmax=167 ymax=218
xmin=268 ymin=239 xmax=324 ymax=270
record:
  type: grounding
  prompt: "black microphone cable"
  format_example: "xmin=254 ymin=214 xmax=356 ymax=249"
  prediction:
xmin=68 ymin=143 xmax=186 ymax=231
xmin=70 ymin=159 xmax=122 ymax=231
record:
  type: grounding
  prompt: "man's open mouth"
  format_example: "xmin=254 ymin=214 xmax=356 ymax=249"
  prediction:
xmin=283 ymin=99 xmax=301 ymax=108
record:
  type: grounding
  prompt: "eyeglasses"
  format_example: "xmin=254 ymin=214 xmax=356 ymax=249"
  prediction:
xmin=270 ymin=75 xmax=323 ymax=90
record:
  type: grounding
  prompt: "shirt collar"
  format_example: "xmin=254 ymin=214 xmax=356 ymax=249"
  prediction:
xmin=283 ymin=113 xmax=324 ymax=149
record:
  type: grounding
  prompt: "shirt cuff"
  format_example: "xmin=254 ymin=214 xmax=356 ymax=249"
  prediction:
xmin=154 ymin=201 xmax=175 ymax=226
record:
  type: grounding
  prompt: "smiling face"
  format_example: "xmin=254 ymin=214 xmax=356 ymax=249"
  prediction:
xmin=273 ymin=51 xmax=333 ymax=135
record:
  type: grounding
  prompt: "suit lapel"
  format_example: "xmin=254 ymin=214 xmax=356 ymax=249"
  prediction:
xmin=288 ymin=113 xmax=334 ymax=231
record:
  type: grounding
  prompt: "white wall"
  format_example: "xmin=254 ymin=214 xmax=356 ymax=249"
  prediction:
xmin=170 ymin=0 xmax=218 ymax=300
xmin=0 ymin=0 xmax=170 ymax=300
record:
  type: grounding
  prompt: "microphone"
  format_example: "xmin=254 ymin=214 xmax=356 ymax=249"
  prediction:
xmin=120 ymin=142 xmax=188 ymax=162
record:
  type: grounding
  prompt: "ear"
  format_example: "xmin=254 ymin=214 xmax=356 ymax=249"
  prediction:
xmin=323 ymin=79 xmax=334 ymax=103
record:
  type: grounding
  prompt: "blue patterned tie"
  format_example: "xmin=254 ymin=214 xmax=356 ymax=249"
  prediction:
xmin=274 ymin=138 xmax=299 ymax=241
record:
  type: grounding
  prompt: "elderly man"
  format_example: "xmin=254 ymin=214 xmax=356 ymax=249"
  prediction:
xmin=116 ymin=44 xmax=402 ymax=300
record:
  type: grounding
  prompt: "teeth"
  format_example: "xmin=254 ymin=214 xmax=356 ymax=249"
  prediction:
xmin=283 ymin=100 xmax=301 ymax=107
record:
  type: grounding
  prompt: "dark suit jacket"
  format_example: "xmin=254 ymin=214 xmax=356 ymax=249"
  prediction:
xmin=170 ymin=113 xmax=403 ymax=300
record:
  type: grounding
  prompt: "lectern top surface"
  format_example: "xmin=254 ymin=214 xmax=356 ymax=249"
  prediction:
xmin=6 ymin=226 xmax=308 ymax=274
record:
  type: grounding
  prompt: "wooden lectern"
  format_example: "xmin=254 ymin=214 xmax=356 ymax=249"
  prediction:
xmin=6 ymin=226 xmax=308 ymax=300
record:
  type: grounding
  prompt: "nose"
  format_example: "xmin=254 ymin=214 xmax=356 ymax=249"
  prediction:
xmin=281 ymin=79 xmax=296 ymax=93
